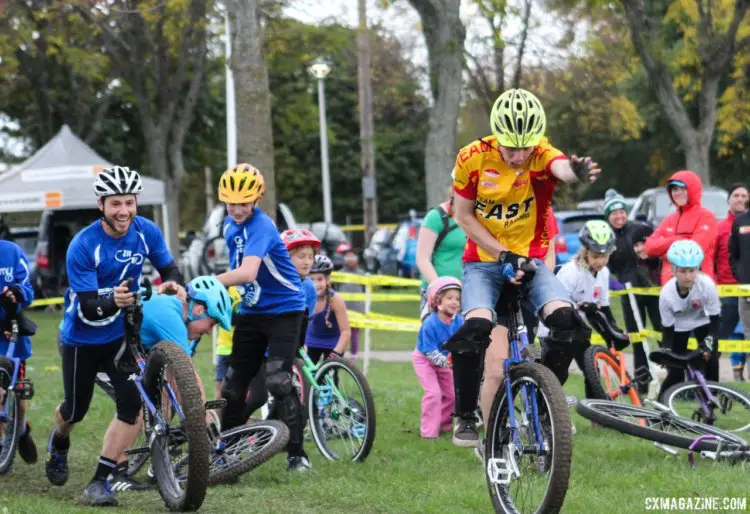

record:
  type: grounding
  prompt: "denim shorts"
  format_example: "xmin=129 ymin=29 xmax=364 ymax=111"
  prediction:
xmin=462 ymin=260 xmax=572 ymax=320
xmin=215 ymin=354 xmax=230 ymax=382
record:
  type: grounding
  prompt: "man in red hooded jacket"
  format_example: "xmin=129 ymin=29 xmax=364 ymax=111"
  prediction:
xmin=645 ymin=170 xmax=718 ymax=285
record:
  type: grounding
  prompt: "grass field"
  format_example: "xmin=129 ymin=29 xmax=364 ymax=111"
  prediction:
xmin=1 ymin=309 xmax=749 ymax=514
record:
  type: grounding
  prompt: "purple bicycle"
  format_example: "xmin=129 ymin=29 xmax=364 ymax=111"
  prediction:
xmin=649 ymin=348 xmax=750 ymax=433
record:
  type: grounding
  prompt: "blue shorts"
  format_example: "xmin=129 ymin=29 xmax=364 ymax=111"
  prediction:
xmin=462 ymin=260 xmax=572 ymax=321
xmin=215 ymin=354 xmax=230 ymax=382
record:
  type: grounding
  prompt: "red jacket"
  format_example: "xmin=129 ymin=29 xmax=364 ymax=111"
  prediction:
xmin=644 ymin=170 xmax=718 ymax=285
xmin=715 ymin=211 xmax=738 ymax=285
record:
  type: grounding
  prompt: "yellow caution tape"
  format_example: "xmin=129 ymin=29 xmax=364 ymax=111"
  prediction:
xmin=331 ymin=271 xmax=422 ymax=287
xmin=338 ymin=293 xmax=421 ymax=302
xmin=611 ymin=284 xmax=750 ymax=297
xmin=30 ymin=297 xmax=65 ymax=307
xmin=339 ymin=223 xmax=397 ymax=232
xmin=348 ymin=311 xmax=421 ymax=332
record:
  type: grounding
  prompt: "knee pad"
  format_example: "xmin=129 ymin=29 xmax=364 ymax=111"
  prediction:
xmin=265 ymin=359 xmax=293 ymax=397
xmin=221 ymin=367 xmax=246 ymax=405
xmin=543 ymin=307 xmax=591 ymax=346
xmin=443 ymin=318 xmax=494 ymax=355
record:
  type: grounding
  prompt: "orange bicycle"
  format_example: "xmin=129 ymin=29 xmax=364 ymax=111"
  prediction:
xmin=580 ymin=303 xmax=644 ymax=407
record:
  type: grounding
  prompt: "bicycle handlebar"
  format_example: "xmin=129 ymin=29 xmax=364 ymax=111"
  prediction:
xmin=501 ymin=260 xmax=538 ymax=283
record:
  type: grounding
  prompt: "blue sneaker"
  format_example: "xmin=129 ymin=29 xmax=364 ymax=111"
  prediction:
xmin=82 ymin=479 xmax=118 ymax=507
xmin=45 ymin=429 xmax=69 ymax=486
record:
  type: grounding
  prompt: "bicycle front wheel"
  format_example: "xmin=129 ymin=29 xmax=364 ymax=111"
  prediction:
xmin=485 ymin=362 xmax=572 ymax=514
xmin=308 ymin=357 xmax=376 ymax=462
xmin=661 ymin=381 xmax=750 ymax=433
xmin=145 ymin=341 xmax=209 ymax=512
xmin=576 ymin=399 xmax=749 ymax=451
xmin=0 ymin=387 xmax=22 ymax=475
xmin=208 ymin=420 xmax=289 ymax=485
xmin=582 ymin=346 xmax=641 ymax=406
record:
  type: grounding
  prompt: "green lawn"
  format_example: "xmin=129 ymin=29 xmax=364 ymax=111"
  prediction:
xmin=1 ymin=310 xmax=749 ymax=513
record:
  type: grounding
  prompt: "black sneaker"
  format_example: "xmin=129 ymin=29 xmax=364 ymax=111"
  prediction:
xmin=453 ymin=417 xmax=479 ymax=448
xmin=109 ymin=472 xmax=152 ymax=492
xmin=82 ymin=479 xmax=118 ymax=507
xmin=18 ymin=423 xmax=38 ymax=464
xmin=287 ymin=454 xmax=312 ymax=472
xmin=45 ymin=429 xmax=69 ymax=486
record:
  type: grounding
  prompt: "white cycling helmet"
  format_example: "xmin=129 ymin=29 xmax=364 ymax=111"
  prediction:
xmin=93 ymin=166 xmax=144 ymax=197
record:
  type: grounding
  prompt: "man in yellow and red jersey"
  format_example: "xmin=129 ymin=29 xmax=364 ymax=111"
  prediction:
xmin=444 ymin=88 xmax=601 ymax=447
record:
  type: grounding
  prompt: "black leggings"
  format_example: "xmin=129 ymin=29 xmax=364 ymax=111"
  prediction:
xmin=306 ymin=347 xmax=332 ymax=365
xmin=59 ymin=341 xmax=141 ymax=425
xmin=621 ymin=294 xmax=662 ymax=391
xmin=657 ymin=325 xmax=712 ymax=399
xmin=243 ymin=366 xmax=268 ymax=419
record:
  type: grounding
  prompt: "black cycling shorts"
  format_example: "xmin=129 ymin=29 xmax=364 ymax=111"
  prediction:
xmin=59 ymin=341 xmax=141 ymax=425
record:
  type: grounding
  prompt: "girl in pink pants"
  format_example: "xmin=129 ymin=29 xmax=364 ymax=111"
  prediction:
xmin=413 ymin=277 xmax=464 ymax=439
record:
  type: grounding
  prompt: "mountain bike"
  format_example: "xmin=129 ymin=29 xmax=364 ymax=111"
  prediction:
xmin=650 ymin=348 xmax=750 ymax=433
xmin=480 ymin=263 xmax=573 ymax=514
xmin=0 ymin=305 xmax=36 ymax=475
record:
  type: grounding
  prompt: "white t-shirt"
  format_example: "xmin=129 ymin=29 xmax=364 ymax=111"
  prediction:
xmin=659 ymin=273 xmax=721 ymax=333
xmin=537 ymin=259 xmax=610 ymax=338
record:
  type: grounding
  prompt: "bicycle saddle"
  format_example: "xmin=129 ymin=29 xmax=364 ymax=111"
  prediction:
xmin=0 ymin=296 xmax=37 ymax=337
xmin=649 ymin=348 xmax=705 ymax=368
xmin=579 ymin=303 xmax=629 ymax=351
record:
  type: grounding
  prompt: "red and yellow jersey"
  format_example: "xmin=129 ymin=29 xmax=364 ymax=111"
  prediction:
xmin=453 ymin=135 xmax=566 ymax=263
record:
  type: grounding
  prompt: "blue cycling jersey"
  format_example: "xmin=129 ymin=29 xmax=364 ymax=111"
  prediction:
xmin=61 ymin=216 xmax=174 ymax=346
xmin=303 ymin=277 xmax=317 ymax=317
xmin=0 ymin=240 xmax=34 ymax=360
xmin=141 ymin=294 xmax=191 ymax=355
xmin=223 ymin=209 xmax=305 ymax=315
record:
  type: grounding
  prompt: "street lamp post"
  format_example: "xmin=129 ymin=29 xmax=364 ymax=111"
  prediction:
xmin=309 ymin=58 xmax=333 ymax=225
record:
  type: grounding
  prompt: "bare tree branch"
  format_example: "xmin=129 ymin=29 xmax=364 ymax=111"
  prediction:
xmin=513 ymin=0 xmax=532 ymax=88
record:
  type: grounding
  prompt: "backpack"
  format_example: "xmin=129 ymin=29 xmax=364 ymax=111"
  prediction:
xmin=432 ymin=206 xmax=460 ymax=252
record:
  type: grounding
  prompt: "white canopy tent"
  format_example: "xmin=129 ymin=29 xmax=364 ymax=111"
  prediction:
xmin=0 ymin=125 xmax=171 ymax=241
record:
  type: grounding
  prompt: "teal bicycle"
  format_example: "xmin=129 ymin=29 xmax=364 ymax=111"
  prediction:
xmin=268 ymin=349 xmax=376 ymax=462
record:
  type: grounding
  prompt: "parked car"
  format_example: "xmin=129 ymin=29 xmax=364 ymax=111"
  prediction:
xmin=629 ymin=185 xmax=729 ymax=226
xmin=363 ymin=227 xmax=392 ymax=273
xmin=34 ymin=208 xmax=102 ymax=297
xmin=554 ymin=210 xmax=606 ymax=265
xmin=577 ymin=197 xmax=636 ymax=213
xmin=377 ymin=211 xmax=423 ymax=278
xmin=9 ymin=227 xmax=39 ymax=268
xmin=182 ymin=202 xmax=298 ymax=281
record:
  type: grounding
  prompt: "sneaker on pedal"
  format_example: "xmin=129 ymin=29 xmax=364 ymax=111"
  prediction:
xmin=109 ymin=471 xmax=152 ymax=492
xmin=287 ymin=454 xmax=312 ymax=472
xmin=453 ymin=417 xmax=479 ymax=448
xmin=45 ymin=429 xmax=69 ymax=486
xmin=82 ymin=479 xmax=118 ymax=507
xmin=18 ymin=422 xmax=38 ymax=464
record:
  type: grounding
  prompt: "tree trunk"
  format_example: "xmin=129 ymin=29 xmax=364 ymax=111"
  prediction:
xmin=407 ymin=0 xmax=466 ymax=209
xmin=226 ymin=0 xmax=276 ymax=222
xmin=358 ymin=0 xmax=378 ymax=243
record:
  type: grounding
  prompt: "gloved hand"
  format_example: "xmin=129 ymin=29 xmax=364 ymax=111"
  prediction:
xmin=698 ymin=336 xmax=715 ymax=361
xmin=328 ymin=350 xmax=344 ymax=360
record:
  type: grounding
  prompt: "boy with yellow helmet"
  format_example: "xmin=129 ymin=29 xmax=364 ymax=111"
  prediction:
xmin=215 ymin=163 xmax=312 ymax=471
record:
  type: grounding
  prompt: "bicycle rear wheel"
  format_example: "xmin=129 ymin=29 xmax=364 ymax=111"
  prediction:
xmin=0 ymin=387 xmax=22 ymax=475
xmin=576 ymin=399 xmax=749 ymax=451
xmin=207 ymin=420 xmax=289 ymax=485
xmin=308 ymin=357 xmax=376 ymax=462
xmin=485 ymin=362 xmax=572 ymax=514
xmin=582 ymin=346 xmax=641 ymax=406
xmin=145 ymin=341 xmax=209 ymax=512
xmin=661 ymin=381 xmax=750 ymax=433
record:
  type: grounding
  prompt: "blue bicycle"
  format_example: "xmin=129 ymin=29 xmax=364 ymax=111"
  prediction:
xmin=0 ymin=305 xmax=35 ymax=475
xmin=117 ymin=279 xmax=209 ymax=511
xmin=484 ymin=264 xmax=573 ymax=513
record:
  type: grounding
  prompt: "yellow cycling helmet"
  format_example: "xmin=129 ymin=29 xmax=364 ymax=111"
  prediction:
xmin=218 ymin=163 xmax=265 ymax=204
xmin=490 ymin=88 xmax=546 ymax=148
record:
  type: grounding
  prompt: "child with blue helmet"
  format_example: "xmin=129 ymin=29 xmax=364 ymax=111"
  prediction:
xmin=658 ymin=240 xmax=721 ymax=399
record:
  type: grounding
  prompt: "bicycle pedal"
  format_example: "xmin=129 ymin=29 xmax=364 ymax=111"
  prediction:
xmin=15 ymin=379 xmax=34 ymax=400
xmin=351 ymin=423 xmax=366 ymax=440
xmin=634 ymin=366 xmax=653 ymax=386
xmin=204 ymin=399 xmax=226 ymax=410
xmin=487 ymin=458 xmax=515 ymax=486
xmin=125 ymin=446 xmax=150 ymax=456
xmin=317 ymin=386 xmax=333 ymax=408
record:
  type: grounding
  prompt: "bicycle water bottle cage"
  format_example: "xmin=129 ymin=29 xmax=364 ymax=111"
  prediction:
xmin=633 ymin=365 xmax=652 ymax=386
xmin=15 ymin=379 xmax=34 ymax=400
xmin=317 ymin=385 xmax=333 ymax=409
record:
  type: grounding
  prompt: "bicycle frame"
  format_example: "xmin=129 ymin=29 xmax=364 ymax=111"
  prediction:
xmin=684 ymin=365 xmax=720 ymax=424
xmin=296 ymin=348 xmax=347 ymax=405
xmin=597 ymin=345 xmax=639 ymax=404
xmin=0 ymin=322 xmax=20 ymax=423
